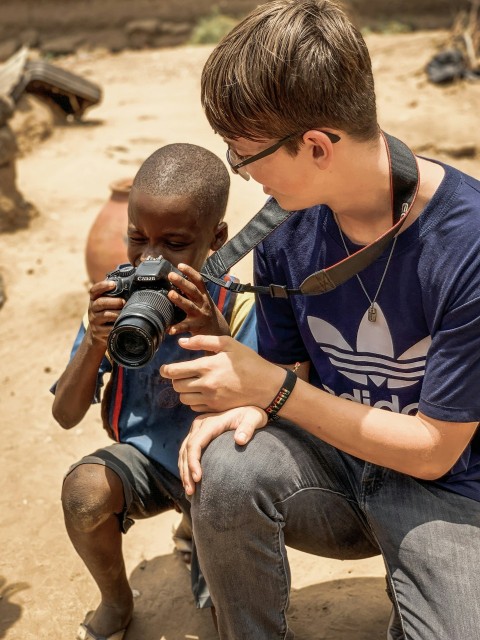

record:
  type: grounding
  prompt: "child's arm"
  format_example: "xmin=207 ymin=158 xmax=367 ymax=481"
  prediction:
xmin=52 ymin=280 xmax=125 ymax=429
xmin=166 ymin=263 xmax=231 ymax=337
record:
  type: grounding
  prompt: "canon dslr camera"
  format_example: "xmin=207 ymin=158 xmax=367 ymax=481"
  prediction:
xmin=105 ymin=257 xmax=185 ymax=368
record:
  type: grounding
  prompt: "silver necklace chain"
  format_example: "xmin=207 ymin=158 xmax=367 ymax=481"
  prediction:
xmin=334 ymin=213 xmax=398 ymax=322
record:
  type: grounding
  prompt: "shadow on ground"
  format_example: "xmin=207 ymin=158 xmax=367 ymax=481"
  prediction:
xmin=290 ymin=576 xmax=390 ymax=639
xmin=0 ymin=576 xmax=29 ymax=639
xmin=127 ymin=553 xmax=217 ymax=640
xmin=127 ymin=556 xmax=389 ymax=640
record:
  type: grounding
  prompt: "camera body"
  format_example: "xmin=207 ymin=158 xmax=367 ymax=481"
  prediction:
xmin=105 ymin=257 xmax=186 ymax=368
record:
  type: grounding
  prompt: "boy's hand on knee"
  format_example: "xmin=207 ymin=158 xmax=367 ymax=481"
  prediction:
xmin=179 ymin=406 xmax=268 ymax=495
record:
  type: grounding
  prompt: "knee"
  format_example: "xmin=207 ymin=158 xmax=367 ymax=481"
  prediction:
xmin=192 ymin=430 xmax=286 ymax=530
xmin=61 ymin=463 xmax=123 ymax=533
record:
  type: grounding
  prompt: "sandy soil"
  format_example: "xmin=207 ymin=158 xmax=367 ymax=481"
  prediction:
xmin=1 ymin=32 xmax=480 ymax=640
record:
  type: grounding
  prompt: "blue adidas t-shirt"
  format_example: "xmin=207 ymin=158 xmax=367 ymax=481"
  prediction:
xmin=254 ymin=161 xmax=480 ymax=502
xmin=58 ymin=278 xmax=257 ymax=479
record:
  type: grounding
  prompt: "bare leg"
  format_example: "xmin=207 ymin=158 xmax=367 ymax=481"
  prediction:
xmin=62 ymin=463 xmax=133 ymax=636
xmin=172 ymin=513 xmax=193 ymax=566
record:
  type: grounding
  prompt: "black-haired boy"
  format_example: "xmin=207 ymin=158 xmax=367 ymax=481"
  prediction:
xmin=52 ymin=143 xmax=256 ymax=640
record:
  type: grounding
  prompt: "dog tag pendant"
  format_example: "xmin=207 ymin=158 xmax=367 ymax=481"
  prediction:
xmin=368 ymin=304 xmax=377 ymax=322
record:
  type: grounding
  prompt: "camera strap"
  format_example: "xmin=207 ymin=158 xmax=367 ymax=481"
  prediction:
xmin=201 ymin=131 xmax=419 ymax=298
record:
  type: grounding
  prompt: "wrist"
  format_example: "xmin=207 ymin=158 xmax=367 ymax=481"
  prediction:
xmin=258 ymin=365 xmax=287 ymax=408
xmin=264 ymin=368 xmax=298 ymax=422
xmin=85 ymin=328 xmax=108 ymax=354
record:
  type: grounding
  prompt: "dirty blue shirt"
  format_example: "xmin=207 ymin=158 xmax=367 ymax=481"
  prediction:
xmin=57 ymin=278 xmax=257 ymax=478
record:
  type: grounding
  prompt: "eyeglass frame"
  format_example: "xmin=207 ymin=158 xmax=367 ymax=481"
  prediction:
xmin=226 ymin=130 xmax=341 ymax=180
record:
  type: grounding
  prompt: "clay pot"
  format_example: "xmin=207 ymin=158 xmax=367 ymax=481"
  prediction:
xmin=85 ymin=177 xmax=132 ymax=283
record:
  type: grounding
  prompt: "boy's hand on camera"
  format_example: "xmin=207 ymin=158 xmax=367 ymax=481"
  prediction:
xmin=86 ymin=279 xmax=125 ymax=347
xmin=167 ymin=263 xmax=230 ymax=337
xmin=179 ymin=406 xmax=268 ymax=495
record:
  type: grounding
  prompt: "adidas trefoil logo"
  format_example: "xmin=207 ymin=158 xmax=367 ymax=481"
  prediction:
xmin=308 ymin=306 xmax=431 ymax=389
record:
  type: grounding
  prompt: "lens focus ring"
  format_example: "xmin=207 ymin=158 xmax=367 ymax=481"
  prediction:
xmin=107 ymin=289 xmax=175 ymax=368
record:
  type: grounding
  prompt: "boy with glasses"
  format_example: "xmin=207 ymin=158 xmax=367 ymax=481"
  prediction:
xmin=162 ymin=2 xmax=480 ymax=639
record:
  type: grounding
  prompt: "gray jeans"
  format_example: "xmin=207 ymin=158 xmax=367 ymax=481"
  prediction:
xmin=191 ymin=422 xmax=480 ymax=639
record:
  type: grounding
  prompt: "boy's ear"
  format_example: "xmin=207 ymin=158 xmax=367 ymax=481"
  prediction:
xmin=304 ymin=130 xmax=334 ymax=167
xmin=211 ymin=220 xmax=228 ymax=251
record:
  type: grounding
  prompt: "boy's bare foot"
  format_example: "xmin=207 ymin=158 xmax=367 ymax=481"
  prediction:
xmin=79 ymin=597 xmax=133 ymax=639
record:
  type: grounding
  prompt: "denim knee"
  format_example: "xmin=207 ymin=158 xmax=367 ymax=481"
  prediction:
xmin=192 ymin=428 xmax=300 ymax=535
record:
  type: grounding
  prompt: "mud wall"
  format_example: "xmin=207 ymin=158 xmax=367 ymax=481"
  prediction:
xmin=0 ymin=0 xmax=471 ymax=60
xmin=347 ymin=0 xmax=470 ymax=28
xmin=0 ymin=1 xmax=259 ymax=58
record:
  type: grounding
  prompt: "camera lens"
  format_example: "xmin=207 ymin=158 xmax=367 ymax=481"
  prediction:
xmin=116 ymin=331 xmax=149 ymax=357
xmin=107 ymin=289 xmax=175 ymax=368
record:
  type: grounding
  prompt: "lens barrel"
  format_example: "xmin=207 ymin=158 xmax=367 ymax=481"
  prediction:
xmin=107 ymin=289 xmax=175 ymax=368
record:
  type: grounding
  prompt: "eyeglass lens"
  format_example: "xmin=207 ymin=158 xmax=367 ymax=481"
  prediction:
xmin=226 ymin=148 xmax=250 ymax=180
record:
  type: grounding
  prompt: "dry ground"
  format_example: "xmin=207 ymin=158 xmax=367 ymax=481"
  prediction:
xmin=1 ymin=31 xmax=479 ymax=640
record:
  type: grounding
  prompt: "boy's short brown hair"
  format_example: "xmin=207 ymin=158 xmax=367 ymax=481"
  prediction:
xmin=201 ymin=0 xmax=378 ymax=149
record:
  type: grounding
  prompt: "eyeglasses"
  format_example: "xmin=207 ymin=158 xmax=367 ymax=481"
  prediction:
xmin=226 ymin=130 xmax=341 ymax=181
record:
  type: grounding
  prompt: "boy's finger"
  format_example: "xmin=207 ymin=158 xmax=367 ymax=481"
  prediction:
xmin=176 ymin=263 xmax=205 ymax=288
xmin=101 ymin=309 xmax=123 ymax=324
xmin=178 ymin=439 xmax=187 ymax=483
xmin=161 ymin=338 xmax=230 ymax=379
xmin=91 ymin=296 xmax=125 ymax=312
xmin=167 ymin=290 xmax=199 ymax=314
xmin=89 ymin=279 xmax=117 ymax=299
xmin=184 ymin=413 xmax=230 ymax=490
xmin=178 ymin=335 xmax=231 ymax=353
xmin=180 ymin=416 xmax=209 ymax=493
xmin=186 ymin=420 xmax=223 ymax=483
xmin=180 ymin=441 xmax=197 ymax=495
xmin=168 ymin=271 xmax=205 ymax=301
xmin=234 ymin=417 xmax=260 ymax=445
xmin=186 ymin=441 xmax=203 ymax=489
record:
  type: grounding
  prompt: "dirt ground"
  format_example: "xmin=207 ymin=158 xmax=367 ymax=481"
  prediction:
xmin=1 ymin=31 xmax=480 ymax=640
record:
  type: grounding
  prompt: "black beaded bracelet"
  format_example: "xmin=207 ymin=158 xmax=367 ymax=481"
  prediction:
xmin=264 ymin=368 xmax=297 ymax=421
